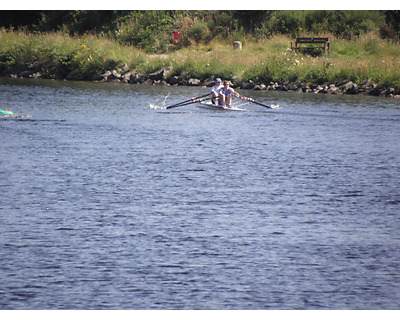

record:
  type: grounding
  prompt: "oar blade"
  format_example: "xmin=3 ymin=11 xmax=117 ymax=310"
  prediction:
xmin=0 ymin=109 xmax=14 ymax=115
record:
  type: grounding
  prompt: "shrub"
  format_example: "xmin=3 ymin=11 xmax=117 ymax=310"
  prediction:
xmin=188 ymin=22 xmax=211 ymax=43
xmin=114 ymin=11 xmax=175 ymax=53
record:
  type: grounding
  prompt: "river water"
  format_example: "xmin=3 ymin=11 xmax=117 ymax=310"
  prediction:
xmin=1 ymin=78 xmax=400 ymax=310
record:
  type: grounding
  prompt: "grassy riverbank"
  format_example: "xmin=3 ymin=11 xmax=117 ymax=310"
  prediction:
xmin=1 ymin=29 xmax=400 ymax=94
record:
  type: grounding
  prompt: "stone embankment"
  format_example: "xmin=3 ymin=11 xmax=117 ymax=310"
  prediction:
xmin=4 ymin=66 xmax=400 ymax=98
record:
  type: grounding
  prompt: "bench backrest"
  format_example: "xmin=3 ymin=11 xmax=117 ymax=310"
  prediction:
xmin=296 ymin=37 xmax=329 ymax=43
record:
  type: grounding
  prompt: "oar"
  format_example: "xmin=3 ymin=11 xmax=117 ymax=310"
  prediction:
xmin=0 ymin=109 xmax=14 ymax=115
xmin=166 ymin=97 xmax=212 ymax=109
xmin=165 ymin=93 xmax=211 ymax=109
xmin=165 ymin=93 xmax=210 ymax=108
xmin=240 ymin=96 xmax=273 ymax=109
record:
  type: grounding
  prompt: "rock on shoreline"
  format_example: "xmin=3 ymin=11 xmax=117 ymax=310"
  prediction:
xmin=3 ymin=67 xmax=400 ymax=98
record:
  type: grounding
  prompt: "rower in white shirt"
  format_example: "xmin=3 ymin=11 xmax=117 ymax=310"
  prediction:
xmin=210 ymin=78 xmax=223 ymax=105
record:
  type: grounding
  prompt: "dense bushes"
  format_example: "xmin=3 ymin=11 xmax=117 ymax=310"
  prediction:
xmin=112 ymin=11 xmax=176 ymax=52
xmin=252 ymin=11 xmax=385 ymax=39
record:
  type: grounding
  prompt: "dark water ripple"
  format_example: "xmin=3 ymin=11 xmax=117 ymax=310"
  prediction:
xmin=1 ymin=79 xmax=400 ymax=309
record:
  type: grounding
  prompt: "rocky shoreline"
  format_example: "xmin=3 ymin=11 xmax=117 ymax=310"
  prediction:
xmin=4 ymin=66 xmax=400 ymax=98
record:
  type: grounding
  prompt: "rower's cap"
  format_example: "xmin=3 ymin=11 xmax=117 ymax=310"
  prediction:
xmin=215 ymin=78 xmax=221 ymax=82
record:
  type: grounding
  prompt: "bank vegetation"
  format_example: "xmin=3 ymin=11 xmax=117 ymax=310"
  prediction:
xmin=1 ymin=10 xmax=400 ymax=96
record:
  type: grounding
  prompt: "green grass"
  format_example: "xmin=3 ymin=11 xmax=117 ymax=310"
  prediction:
xmin=1 ymin=29 xmax=400 ymax=91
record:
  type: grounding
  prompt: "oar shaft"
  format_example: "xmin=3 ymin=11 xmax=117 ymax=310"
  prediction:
xmin=250 ymin=100 xmax=272 ymax=109
xmin=165 ymin=93 xmax=211 ymax=109
xmin=240 ymin=96 xmax=272 ymax=109
xmin=166 ymin=97 xmax=211 ymax=109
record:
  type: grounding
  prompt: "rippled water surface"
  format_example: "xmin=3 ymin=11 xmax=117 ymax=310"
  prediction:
xmin=1 ymin=78 xmax=400 ymax=309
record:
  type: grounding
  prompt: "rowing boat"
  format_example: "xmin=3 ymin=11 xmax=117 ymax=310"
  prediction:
xmin=163 ymin=94 xmax=278 ymax=111
xmin=198 ymin=101 xmax=247 ymax=111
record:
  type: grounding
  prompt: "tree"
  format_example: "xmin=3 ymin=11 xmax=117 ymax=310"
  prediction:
xmin=35 ymin=10 xmax=130 ymax=34
xmin=379 ymin=11 xmax=400 ymax=41
xmin=233 ymin=11 xmax=275 ymax=32
xmin=0 ymin=11 xmax=42 ymax=29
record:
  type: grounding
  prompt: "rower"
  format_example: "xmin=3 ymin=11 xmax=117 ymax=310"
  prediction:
xmin=219 ymin=80 xmax=240 ymax=108
xmin=210 ymin=78 xmax=223 ymax=105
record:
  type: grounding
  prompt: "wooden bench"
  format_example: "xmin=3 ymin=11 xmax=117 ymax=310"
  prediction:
xmin=291 ymin=37 xmax=330 ymax=54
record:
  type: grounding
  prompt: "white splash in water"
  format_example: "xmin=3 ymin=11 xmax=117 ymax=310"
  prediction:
xmin=148 ymin=93 xmax=170 ymax=109
xmin=149 ymin=103 xmax=166 ymax=110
